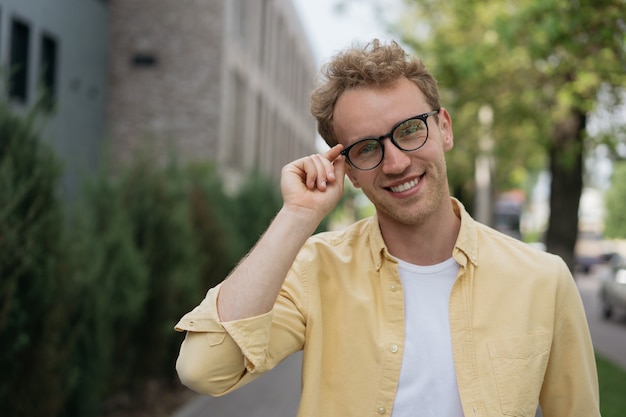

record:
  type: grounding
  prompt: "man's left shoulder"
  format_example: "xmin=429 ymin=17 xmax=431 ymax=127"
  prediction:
xmin=477 ymin=223 xmax=566 ymax=270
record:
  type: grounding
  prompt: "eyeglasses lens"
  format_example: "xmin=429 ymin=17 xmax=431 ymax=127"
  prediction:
xmin=347 ymin=117 xmax=429 ymax=170
xmin=394 ymin=119 xmax=428 ymax=150
xmin=348 ymin=140 xmax=383 ymax=170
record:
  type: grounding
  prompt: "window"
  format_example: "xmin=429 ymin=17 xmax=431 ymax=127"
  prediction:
xmin=9 ymin=18 xmax=31 ymax=103
xmin=131 ymin=52 xmax=158 ymax=68
xmin=40 ymin=33 xmax=58 ymax=107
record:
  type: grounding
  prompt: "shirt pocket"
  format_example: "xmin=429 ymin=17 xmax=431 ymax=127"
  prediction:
xmin=487 ymin=333 xmax=551 ymax=417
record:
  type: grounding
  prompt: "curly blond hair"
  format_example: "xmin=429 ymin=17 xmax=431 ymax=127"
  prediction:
xmin=310 ymin=39 xmax=440 ymax=147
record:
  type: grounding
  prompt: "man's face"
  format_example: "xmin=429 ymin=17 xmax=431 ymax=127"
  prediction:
xmin=333 ymin=77 xmax=454 ymax=228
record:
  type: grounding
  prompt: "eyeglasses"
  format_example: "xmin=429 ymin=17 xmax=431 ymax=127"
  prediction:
xmin=340 ymin=110 xmax=440 ymax=171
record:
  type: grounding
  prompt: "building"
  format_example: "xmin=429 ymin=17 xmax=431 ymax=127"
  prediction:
xmin=1 ymin=0 xmax=317 ymax=197
xmin=107 ymin=0 xmax=318 ymax=189
xmin=0 ymin=0 xmax=109 ymax=200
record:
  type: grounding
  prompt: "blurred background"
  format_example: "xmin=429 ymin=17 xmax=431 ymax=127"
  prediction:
xmin=1 ymin=0 xmax=625 ymax=416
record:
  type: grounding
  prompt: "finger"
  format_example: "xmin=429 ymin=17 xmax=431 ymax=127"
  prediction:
xmin=307 ymin=154 xmax=329 ymax=191
xmin=320 ymin=144 xmax=345 ymax=184
xmin=296 ymin=155 xmax=319 ymax=191
xmin=323 ymin=144 xmax=345 ymax=164
xmin=300 ymin=144 xmax=345 ymax=191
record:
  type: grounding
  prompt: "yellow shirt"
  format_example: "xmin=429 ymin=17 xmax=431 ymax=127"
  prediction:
xmin=175 ymin=199 xmax=600 ymax=417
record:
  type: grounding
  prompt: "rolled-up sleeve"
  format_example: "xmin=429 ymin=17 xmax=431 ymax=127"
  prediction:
xmin=175 ymin=284 xmax=275 ymax=396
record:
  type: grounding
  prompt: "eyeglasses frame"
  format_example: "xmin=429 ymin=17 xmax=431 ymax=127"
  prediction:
xmin=340 ymin=109 xmax=441 ymax=171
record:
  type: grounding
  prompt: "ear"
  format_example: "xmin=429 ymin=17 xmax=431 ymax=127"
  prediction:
xmin=439 ymin=108 xmax=454 ymax=151
xmin=345 ymin=164 xmax=361 ymax=188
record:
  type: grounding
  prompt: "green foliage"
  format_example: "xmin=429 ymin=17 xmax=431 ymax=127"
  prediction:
xmin=111 ymin=155 xmax=203 ymax=384
xmin=0 ymin=100 xmax=287 ymax=415
xmin=68 ymin=151 xmax=204 ymax=403
xmin=604 ymin=162 xmax=626 ymax=239
xmin=62 ymin=151 xmax=277 ymax=414
xmin=186 ymin=163 xmax=245 ymax=290
xmin=0 ymin=99 xmax=79 ymax=416
xmin=232 ymin=170 xmax=283 ymax=250
xmin=62 ymin=181 xmax=150 ymax=415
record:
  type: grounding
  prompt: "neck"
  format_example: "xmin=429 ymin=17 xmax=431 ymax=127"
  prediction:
xmin=379 ymin=201 xmax=461 ymax=266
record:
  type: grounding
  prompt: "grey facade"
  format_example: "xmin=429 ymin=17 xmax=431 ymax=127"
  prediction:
xmin=2 ymin=0 xmax=317 ymax=197
xmin=107 ymin=0 xmax=318 ymax=188
xmin=0 ymin=0 xmax=109 ymax=200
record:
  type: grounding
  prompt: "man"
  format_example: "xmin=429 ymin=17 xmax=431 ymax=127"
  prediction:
xmin=175 ymin=40 xmax=600 ymax=417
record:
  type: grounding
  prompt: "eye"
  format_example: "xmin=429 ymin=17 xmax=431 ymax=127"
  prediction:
xmin=353 ymin=140 xmax=381 ymax=156
xmin=396 ymin=119 xmax=426 ymax=139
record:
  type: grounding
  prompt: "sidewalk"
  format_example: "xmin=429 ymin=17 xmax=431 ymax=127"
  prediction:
xmin=576 ymin=265 xmax=626 ymax=370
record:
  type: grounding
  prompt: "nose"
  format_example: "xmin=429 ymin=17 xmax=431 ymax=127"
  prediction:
xmin=381 ymin=138 xmax=412 ymax=174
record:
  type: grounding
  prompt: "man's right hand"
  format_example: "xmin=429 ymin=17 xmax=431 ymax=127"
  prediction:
xmin=280 ymin=144 xmax=346 ymax=223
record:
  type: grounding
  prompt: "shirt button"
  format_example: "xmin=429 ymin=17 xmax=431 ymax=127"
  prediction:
xmin=188 ymin=320 xmax=195 ymax=327
xmin=377 ymin=406 xmax=386 ymax=414
xmin=390 ymin=344 xmax=399 ymax=353
xmin=390 ymin=284 xmax=397 ymax=292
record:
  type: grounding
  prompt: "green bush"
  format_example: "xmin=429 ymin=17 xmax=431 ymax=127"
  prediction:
xmin=0 ymin=100 xmax=80 ymax=416
xmin=0 ymin=98 xmax=293 ymax=416
xmin=65 ymin=152 xmax=209 ymax=406
xmin=113 ymin=155 xmax=202 ymax=385
xmin=232 ymin=170 xmax=283 ymax=252
xmin=186 ymin=163 xmax=246 ymax=290
xmin=63 ymin=153 xmax=281 ymax=413
xmin=62 ymin=166 xmax=153 ymax=416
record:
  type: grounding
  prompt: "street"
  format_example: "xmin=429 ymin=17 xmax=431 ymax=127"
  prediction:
xmin=172 ymin=265 xmax=626 ymax=417
xmin=576 ymin=265 xmax=626 ymax=370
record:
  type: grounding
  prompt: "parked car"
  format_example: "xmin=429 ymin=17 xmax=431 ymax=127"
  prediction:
xmin=600 ymin=252 xmax=626 ymax=320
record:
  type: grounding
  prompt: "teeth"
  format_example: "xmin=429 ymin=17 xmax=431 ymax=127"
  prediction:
xmin=390 ymin=178 xmax=419 ymax=193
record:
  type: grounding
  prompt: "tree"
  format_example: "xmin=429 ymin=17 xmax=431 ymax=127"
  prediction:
xmin=390 ymin=0 xmax=626 ymax=268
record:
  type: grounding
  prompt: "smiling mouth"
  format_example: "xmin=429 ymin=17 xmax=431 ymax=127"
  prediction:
xmin=389 ymin=177 xmax=421 ymax=193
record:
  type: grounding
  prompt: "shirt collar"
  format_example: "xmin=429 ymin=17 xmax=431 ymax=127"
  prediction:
xmin=366 ymin=197 xmax=479 ymax=269
xmin=451 ymin=198 xmax=479 ymax=267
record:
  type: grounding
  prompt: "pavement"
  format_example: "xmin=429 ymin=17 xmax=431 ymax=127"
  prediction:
xmin=576 ymin=264 xmax=626 ymax=370
xmin=172 ymin=264 xmax=626 ymax=417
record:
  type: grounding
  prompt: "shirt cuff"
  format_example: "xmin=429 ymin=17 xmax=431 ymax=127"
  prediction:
xmin=175 ymin=284 xmax=224 ymax=332
xmin=174 ymin=283 xmax=275 ymax=373
xmin=223 ymin=312 xmax=273 ymax=372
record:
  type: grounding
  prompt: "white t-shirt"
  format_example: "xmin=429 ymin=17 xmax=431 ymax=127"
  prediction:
xmin=391 ymin=257 xmax=465 ymax=417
